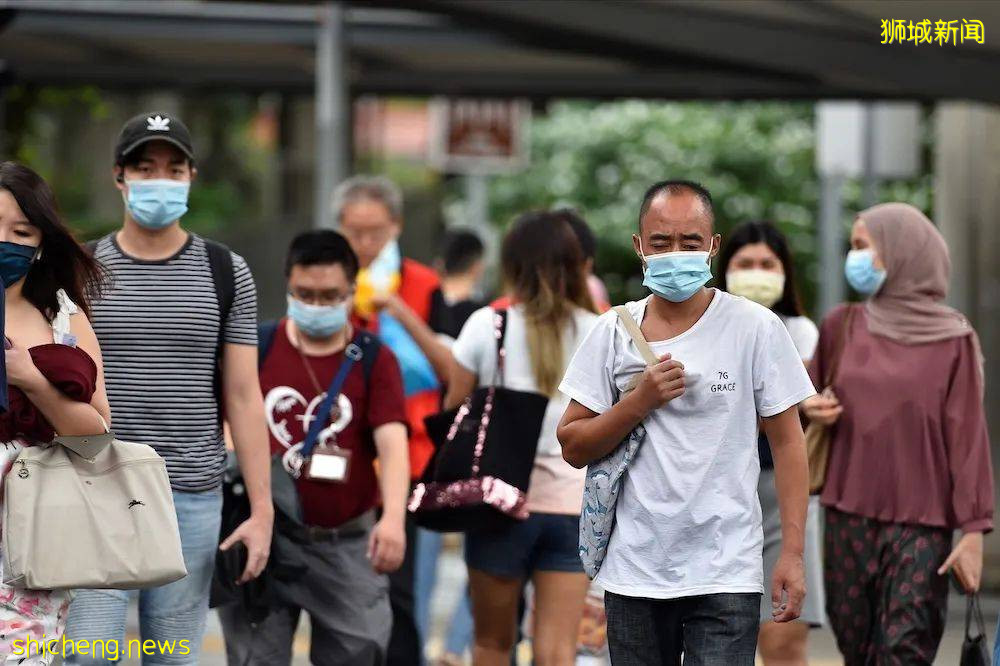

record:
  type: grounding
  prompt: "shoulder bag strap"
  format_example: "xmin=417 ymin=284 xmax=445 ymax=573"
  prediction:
xmin=614 ymin=305 xmax=658 ymax=393
xmin=823 ymin=305 xmax=856 ymax=387
xmin=299 ymin=334 xmax=364 ymax=458
xmin=466 ymin=310 xmax=508 ymax=477
xmin=492 ymin=309 xmax=509 ymax=387
xmin=613 ymin=306 xmax=658 ymax=367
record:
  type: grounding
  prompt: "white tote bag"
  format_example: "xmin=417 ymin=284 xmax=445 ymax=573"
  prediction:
xmin=2 ymin=429 xmax=187 ymax=590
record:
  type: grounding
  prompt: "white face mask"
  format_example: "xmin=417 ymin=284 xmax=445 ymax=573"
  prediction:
xmin=726 ymin=269 xmax=785 ymax=308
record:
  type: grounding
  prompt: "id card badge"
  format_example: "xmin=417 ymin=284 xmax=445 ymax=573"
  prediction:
xmin=305 ymin=443 xmax=351 ymax=483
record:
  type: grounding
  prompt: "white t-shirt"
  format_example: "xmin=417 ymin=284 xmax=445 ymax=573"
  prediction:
xmin=559 ymin=291 xmax=816 ymax=599
xmin=779 ymin=314 xmax=819 ymax=362
xmin=453 ymin=304 xmax=599 ymax=515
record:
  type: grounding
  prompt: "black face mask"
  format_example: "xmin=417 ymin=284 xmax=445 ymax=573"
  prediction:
xmin=0 ymin=241 xmax=36 ymax=288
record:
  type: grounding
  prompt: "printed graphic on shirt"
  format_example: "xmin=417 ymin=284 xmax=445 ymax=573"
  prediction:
xmin=709 ymin=370 xmax=738 ymax=394
xmin=265 ymin=387 xmax=353 ymax=451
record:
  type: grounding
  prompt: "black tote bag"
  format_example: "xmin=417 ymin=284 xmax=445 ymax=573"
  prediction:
xmin=410 ymin=309 xmax=548 ymax=533
xmin=960 ymin=593 xmax=991 ymax=666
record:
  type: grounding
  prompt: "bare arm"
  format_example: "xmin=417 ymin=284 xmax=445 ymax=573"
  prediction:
xmin=370 ymin=422 xmax=409 ymax=574
xmin=218 ymin=342 xmax=273 ymax=583
xmin=762 ymin=405 xmax=809 ymax=623
xmin=557 ymin=354 xmax=684 ymax=468
xmin=9 ymin=313 xmax=110 ymax=436
xmin=557 ymin=396 xmax=649 ymax=468
xmin=443 ymin=359 xmax=478 ymax=411
xmin=384 ymin=295 xmax=453 ymax=382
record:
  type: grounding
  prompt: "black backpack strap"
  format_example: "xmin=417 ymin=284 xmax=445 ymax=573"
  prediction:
xmin=258 ymin=321 xmax=280 ymax=370
xmin=84 ymin=236 xmax=108 ymax=257
xmin=203 ymin=238 xmax=237 ymax=410
xmin=205 ymin=238 xmax=236 ymax=327
xmin=356 ymin=331 xmax=382 ymax=383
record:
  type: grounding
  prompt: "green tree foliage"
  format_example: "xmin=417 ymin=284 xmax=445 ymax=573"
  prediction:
xmin=487 ymin=101 xmax=932 ymax=313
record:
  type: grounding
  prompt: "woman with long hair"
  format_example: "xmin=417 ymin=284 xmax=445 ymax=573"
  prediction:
xmin=802 ymin=203 xmax=992 ymax=664
xmin=0 ymin=161 xmax=109 ymax=663
xmin=445 ymin=210 xmax=598 ymax=666
xmin=717 ymin=221 xmax=826 ymax=666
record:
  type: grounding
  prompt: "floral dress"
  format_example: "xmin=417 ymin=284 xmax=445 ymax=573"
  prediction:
xmin=0 ymin=291 xmax=79 ymax=664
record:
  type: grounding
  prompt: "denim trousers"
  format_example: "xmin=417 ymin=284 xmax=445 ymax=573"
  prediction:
xmin=604 ymin=591 xmax=761 ymax=666
xmin=63 ymin=489 xmax=223 ymax=665
xmin=414 ymin=528 xmax=474 ymax=658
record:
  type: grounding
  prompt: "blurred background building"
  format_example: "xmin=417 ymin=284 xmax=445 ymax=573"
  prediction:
xmin=1 ymin=0 xmax=999 ymax=583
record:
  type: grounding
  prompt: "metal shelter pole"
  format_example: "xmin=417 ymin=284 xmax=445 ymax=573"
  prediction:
xmin=314 ymin=1 xmax=347 ymax=229
xmin=817 ymin=173 xmax=846 ymax=317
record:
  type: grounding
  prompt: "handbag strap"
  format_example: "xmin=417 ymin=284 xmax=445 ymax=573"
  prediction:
xmin=613 ymin=305 xmax=658 ymax=367
xmin=300 ymin=335 xmax=365 ymax=458
xmin=53 ymin=415 xmax=113 ymax=461
xmin=441 ymin=309 xmax=508 ymax=479
xmin=822 ymin=304 xmax=856 ymax=387
xmin=491 ymin=309 xmax=510 ymax=387
xmin=472 ymin=309 xmax=509 ymax=476
xmin=965 ymin=592 xmax=986 ymax=640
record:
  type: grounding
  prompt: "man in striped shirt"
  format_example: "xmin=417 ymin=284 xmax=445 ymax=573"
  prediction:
xmin=64 ymin=113 xmax=273 ymax=665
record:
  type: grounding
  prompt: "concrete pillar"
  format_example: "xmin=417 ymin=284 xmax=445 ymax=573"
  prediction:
xmin=934 ymin=102 xmax=1000 ymax=584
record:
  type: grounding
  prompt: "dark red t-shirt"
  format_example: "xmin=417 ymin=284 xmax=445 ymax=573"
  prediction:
xmin=259 ymin=319 xmax=407 ymax=528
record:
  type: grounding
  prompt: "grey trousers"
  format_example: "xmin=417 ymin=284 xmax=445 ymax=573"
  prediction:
xmin=217 ymin=521 xmax=391 ymax=666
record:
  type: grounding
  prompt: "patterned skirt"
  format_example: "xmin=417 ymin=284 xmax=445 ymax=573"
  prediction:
xmin=0 ymin=440 xmax=72 ymax=665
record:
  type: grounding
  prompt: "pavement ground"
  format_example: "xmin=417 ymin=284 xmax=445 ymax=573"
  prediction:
xmin=117 ymin=543 xmax=996 ymax=665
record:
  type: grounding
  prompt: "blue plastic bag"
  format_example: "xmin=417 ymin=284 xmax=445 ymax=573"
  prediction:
xmin=378 ymin=312 xmax=439 ymax=396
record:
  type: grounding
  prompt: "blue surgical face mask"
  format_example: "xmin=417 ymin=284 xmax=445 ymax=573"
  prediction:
xmin=844 ymin=249 xmax=887 ymax=296
xmin=639 ymin=241 xmax=713 ymax=303
xmin=0 ymin=241 xmax=38 ymax=288
xmin=125 ymin=179 xmax=190 ymax=230
xmin=287 ymin=295 xmax=348 ymax=339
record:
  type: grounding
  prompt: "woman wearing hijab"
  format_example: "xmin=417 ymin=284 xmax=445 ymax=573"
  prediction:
xmin=802 ymin=203 xmax=993 ymax=665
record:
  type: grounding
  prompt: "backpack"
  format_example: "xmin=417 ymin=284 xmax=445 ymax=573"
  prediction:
xmin=87 ymin=235 xmax=236 ymax=407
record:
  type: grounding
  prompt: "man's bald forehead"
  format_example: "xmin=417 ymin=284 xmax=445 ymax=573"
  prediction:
xmin=638 ymin=181 xmax=715 ymax=234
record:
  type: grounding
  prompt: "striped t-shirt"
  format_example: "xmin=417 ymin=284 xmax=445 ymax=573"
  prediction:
xmin=92 ymin=234 xmax=258 ymax=491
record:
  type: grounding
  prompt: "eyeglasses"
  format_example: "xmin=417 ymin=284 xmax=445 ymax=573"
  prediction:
xmin=288 ymin=289 xmax=353 ymax=307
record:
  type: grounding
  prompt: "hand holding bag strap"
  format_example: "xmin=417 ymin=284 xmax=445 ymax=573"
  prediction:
xmin=822 ymin=304 xmax=857 ymax=388
xmin=613 ymin=306 xmax=658 ymax=393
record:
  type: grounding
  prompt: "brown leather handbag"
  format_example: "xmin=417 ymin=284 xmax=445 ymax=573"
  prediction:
xmin=806 ymin=305 xmax=855 ymax=495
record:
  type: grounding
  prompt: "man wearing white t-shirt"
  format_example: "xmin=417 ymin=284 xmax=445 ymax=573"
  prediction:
xmin=557 ymin=181 xmax=814 ymax=665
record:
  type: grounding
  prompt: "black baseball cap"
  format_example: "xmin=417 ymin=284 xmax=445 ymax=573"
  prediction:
xmin=114 ymin=112 xmax=194 ymax=165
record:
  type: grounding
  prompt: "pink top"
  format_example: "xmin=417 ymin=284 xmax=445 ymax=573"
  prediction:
xmin=810 ymin=305 xmax=993 ymax=533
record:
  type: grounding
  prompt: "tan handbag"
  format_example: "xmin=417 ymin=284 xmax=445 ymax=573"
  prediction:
xmin=806 ymin=305 xmax=855 ymax=495
xmin=2 ymin=428 xmax=187 ymax=590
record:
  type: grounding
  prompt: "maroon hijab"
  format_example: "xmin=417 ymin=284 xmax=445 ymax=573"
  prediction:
xmin=859 ymin=202 xmax=984 ymax=386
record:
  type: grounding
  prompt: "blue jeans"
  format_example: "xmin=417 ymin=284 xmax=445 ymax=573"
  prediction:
xmin=414 ymin=528 xmax=474 ymax=658
xmin=63 ymin=489 xmax=223 ymax=665
xmin=993 ymin=615 xmax=1000 ymax=665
